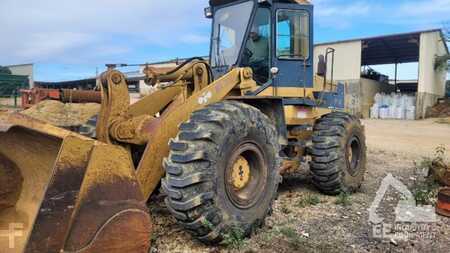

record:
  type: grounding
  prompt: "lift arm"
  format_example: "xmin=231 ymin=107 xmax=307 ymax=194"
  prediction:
xmin=97 ymin=62 xmax=257 ymax=199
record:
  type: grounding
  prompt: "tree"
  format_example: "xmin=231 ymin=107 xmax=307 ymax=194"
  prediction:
xmin=444 ymin=23 xmax=450 ymax=72
xmin=0 ymin=66 xmax=12 ymax=75
xmin=444 ymin=22 xmax=450 ymax=43
xmin=435 ymin=23 xmax=450 ymax=72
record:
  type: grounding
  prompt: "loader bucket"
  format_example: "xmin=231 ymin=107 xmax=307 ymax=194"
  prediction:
xmin=0 ymin=112 xmax=152 ymax=253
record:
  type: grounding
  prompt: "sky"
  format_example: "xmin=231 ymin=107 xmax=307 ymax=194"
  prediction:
xmin=0 ymin=0 xmax=449 ymax=82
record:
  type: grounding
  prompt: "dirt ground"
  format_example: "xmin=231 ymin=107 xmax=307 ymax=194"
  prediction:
xmin=148 ymin=119 xmax=450 ymax=253
xmin=0 ymin=97 xmax=19 ymax=108
xmin=364 ymin=119 xmax=450 ymax=159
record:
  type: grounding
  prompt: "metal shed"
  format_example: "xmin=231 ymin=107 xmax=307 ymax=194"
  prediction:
xmin=314 ymin=29 xmax=449 ymax=119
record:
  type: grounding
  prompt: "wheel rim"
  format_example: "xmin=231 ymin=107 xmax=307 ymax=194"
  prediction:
xmin=225 ymin=142 xmax=268 ymax=209
xmin=346 ymin=135 xmax=362 ymax=176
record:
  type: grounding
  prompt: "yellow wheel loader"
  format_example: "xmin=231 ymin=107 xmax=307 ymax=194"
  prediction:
xmin=0 ymin=0 xmax=366 ymax=251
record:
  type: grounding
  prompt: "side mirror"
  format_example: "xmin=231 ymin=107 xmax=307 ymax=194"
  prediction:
xmin=204 ymin=7 xmax=213 ymax=18
xmin=317 ymin=54 xmax=326 ymax=77
xmin=270 ymin=67 xmax=279 ymax=77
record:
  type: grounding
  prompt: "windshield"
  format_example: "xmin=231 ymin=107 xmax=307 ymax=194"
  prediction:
xmin=210 ymin=1 xmax=254 ymax=67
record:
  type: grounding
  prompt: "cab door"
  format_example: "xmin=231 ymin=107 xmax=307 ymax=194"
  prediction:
xmin=239 ymin=7 xmax=272 ymax=84
xmin=272 ymin=5 xmax=314 ymax=93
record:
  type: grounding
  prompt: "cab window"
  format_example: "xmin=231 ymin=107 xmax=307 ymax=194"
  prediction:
xmin=241 ymin=8 xmax=271 ymax=84
xmin=276 ymin=10 xmax=309 ymax=59
xmin=211 ymin=1 xmax=254 ymax=67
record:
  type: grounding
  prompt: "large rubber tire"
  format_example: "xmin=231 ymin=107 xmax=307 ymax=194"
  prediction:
xmin=163 ymin=101 xmax=281 ymax=244
xmin=309 ymin=112 xmax=366 ymax=195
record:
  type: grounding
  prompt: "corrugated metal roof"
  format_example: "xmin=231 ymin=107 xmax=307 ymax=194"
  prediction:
xmin=317 ymin=29 xmax=449 ymax=65
xmin=210 ymin=0 xmax=310 ymax=7
xmin=4 ymin=63 xmax=34 ymax=68
xmin=315 ymin=29 xmax=444 ymax=47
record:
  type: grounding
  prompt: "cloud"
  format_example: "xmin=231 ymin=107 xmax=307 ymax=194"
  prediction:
xmin=313 ymin=0 xmax=373 ymax=29
xmin=392 ymin=0 xmax=450 ymax=26
xmin=313 ymin=0 xmax=450 ymax=30
xmin=1 ymin=0 xmax=448 ymax=80
xmin=315 ymin=1 xmax=370 ymax=18
xmin=15 ymin=32 xmax=96 ymax=60
xmin=398 ymin=0 xmax=450 ymax=16
xmin=180 ymin=34 xmax=210 ymax=44
xmin=0 ymin=0 xmax=210 ymax=65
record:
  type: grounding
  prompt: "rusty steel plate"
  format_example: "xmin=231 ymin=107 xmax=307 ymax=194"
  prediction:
xmin=436 ymin=188 xmax=450 ymax=218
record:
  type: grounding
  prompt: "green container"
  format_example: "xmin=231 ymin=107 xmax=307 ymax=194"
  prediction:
xmin=0 ymin=74 xmax=29 ymax=96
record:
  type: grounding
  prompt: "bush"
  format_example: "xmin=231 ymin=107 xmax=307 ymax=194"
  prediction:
xmin=297 ymin=194 xmax=321 ymax=208
xmin=221 ymin=226 xmax=246 ymax=250
xmin=335 ymin=192 xmax=351 ymax=206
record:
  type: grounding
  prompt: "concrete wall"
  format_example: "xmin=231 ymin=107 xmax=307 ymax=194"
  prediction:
xmin=417 ymin=93 xmax=441 ymax=119
xmin=417 ymin=31 xmax=448 ymax=118
xmin=418 ymin=31 xmax=448 ymax=95
xmin=343 ymin=80 xmax=362 ymax=117
xmin=314 ymin=40 xmax=362 ymax=81
xmin=7 ymin=64 xmax=34 ymax=88
xmin=343 ymin=78 xmax=395 ymax=118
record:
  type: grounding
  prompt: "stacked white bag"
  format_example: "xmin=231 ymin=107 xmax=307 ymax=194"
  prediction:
xmin=370 ymin=93 xmax=416 ymax=120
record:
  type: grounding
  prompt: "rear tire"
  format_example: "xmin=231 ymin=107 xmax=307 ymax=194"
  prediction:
xmin=163 ymin=101 xmax=281 ymax=243
xmin=309 ymin=112 xmax=366 ymax=195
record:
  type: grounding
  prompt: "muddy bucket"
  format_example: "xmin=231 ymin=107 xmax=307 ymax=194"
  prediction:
xmin=0 ymin=113 xmax=151 ymax=253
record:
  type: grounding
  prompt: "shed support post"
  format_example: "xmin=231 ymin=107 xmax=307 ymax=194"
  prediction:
xmin=394 ymin=62 xmax=398 ymax=92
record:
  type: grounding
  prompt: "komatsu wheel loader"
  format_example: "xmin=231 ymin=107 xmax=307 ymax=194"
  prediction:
xmin=0 ymin=0 xmax=366 ymax=252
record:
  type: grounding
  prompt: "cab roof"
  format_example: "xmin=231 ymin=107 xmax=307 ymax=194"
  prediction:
xmin=209 ymin=0 xmax=311 ymax=7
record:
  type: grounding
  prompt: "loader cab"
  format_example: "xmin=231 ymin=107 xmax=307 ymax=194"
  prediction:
xmin=208 ymin=0 xmax=314 ymax=90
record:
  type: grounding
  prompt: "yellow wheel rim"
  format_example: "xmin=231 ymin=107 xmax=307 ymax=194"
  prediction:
xmin=230 ymin=156 xmax=251 ymax=190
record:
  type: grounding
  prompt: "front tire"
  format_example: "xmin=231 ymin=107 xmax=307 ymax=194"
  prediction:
xmin=163 ymin=101 xmax=281 ymax=243
xmin=309 ymin=112 xmax=367 ymax=195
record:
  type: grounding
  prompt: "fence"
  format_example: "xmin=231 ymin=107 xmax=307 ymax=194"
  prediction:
xmin=0 ymin=94 xmax=20 ymax=108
